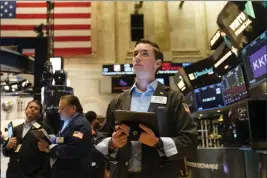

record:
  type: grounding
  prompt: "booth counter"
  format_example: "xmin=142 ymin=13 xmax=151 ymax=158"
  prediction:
xmin=186 ymin=148 xmax=267 ymax=178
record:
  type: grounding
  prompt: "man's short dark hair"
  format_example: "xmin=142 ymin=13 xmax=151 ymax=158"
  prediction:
xmin=135 ymin=39 xmax=164 ymax=62
xmin=85 ymin=111 xmax=97 ymax=123
xmin=26 ymin=100 xmax=43 ymax=113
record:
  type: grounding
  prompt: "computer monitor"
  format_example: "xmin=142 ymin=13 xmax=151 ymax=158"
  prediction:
xmin=155 ymin=75 xmax=170 ymax=86
xmin=194 ymin=83 xmax=225 ymax=111
xmin=221 ymin=65 xmax=248 ymax=105
xmin=184 ymin=57 xmax=220 ymax=89
xmin=111 ymin=76 xmax=135 ymax=93
xmin=241 ymin=31 xmax=266 ymax=88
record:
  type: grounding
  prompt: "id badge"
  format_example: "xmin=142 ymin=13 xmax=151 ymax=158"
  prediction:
xmin=56 ymin=137 xmax=64 ymax=144
xmin=151 ymin=96 xmax=167 ymax=104
xmin=32 ymin=122 xmax=41 ymax=129
xmin=14 ymin=144 xmax=22 ymax=152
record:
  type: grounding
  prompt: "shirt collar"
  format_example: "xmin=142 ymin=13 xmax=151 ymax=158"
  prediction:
xmin=23 ymin=120 xmax=37 ymax=127
xmin=130 ymin=79 xmax=158 ymax=93
xmin=64 ymin=113 xmax=79 ymax=123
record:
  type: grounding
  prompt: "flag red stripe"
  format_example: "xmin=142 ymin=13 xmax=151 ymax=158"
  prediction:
xmin=17 ymin=2 xmax=91 ymax=8
xmin=54 ymin=2 xmax=91 ymax=7
xmin=54 ymin=36 xmax=91 ymax=42
xmin=16 ymin=2 xmax=46 ymax=8
xmin=16 ymin=13 xmax=91 ymax=19
xmin=1 ymin=25 xmax=91 ymax=30
xmin=54 ymin=48 xmax=92 ymax=56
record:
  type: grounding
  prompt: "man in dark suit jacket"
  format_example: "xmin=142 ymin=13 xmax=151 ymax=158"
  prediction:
xmin=2 ymin=100 xmax=54 ymax=178
xmin=38 ymin=95 xmax=92 ymax=178
xmin=96 ymin=39 xmax=198 ymax=178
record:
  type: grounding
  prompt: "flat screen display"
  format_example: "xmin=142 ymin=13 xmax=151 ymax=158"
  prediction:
xmin=184 ymin=57 xmax=220 ymax=89
xmin=156 ymin=75 xmax=170 ymax=86
xmin=102 ymin=63 xmax=193 ymax=76
xmin=111 ymin=76 xmax=135 ymax=93
xmin=241 ymin=31 xmax=266 ymax=87
xmin=217 ymin=1 xmax=267 ymax=49
xmin=221 ymin=65 xmax=248 ymax=105
xmin=194 ymin=83 xmax=225 ymax=111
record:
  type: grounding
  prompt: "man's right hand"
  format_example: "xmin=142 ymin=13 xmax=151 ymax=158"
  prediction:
xmin=7 ymin=137 xmax=17 ymax=149
xmin=110 ymin=124 xmax=130 ymax=149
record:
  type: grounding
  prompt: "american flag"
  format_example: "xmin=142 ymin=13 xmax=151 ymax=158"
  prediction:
xmin=0 ymin=1 xmax=92 ymax=56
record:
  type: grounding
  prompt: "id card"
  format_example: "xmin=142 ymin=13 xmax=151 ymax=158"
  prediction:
xmin=151 ymin=96 xmax=167 ymax=104
xmin=56 ymin=137 xmax=64 ymax=144
xmin=32 ymin=122 xmax=41 ymax=129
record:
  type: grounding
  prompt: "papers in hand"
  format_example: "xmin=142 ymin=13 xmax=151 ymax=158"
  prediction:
xmin=31 ymin=129 xmax=52 ymax=144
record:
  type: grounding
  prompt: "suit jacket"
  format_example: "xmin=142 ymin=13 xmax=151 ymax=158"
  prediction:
xmin=49 ymin=113 xmax=92 ymax=178
xmin=2 ymin=119 xmax=54 ymax=178
xmin=97 ymin=82 xmax=198 ymax=178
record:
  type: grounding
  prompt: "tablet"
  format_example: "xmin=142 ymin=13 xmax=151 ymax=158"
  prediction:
xmin=7 ymin=122 xmax=13 ymax=138
xmin=114 ymin=110 xmax=159 ymax=140
xmin=31 ymin=130 xmax=52 ymax=144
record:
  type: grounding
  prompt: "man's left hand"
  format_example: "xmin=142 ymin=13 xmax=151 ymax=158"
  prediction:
xmin=38 ymin=139 xmax=49 ymax=152
xmin=138 ymin=124 xmax=159 ymax=147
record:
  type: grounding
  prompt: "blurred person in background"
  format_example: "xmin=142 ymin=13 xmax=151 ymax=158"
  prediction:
xmin=85 ymin=111 xmax=106 ymax=178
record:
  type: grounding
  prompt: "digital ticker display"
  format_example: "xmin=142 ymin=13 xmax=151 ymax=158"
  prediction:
xmin=102 ymin=62 xmax=192 ymax=76
xmin=221 ymin=65 xmax=248 ymax=105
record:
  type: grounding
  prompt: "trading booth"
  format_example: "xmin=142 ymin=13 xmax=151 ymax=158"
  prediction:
xmin=100 ymin=1 xmax=266 ymax=178
xmin=177 ymin=2 xmax=266 ymax=178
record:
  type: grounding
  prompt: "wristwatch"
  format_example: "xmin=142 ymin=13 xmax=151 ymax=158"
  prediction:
xmin=154 ymin=138 xmax=164 ymax=150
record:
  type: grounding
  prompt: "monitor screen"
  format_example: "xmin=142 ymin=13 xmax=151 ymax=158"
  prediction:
xmin=155 ymin=75 xmax=170 ymax=86
xmin=103 ymin=64 xmax=134 ymax=76
xmin=221 ymin=65 xmax=248 ymax=105
xmin=194 ymin=83 xmax=225 ymax=111
xmin=102 ymin=63 xmax=193 ymax=76
xmin=217 ymin=1 xmax=267 ymax=49
xmin=111 ymin=76 xmax=135 ymax=93
xmin=184 ymin=57 xmax=220 ymax=89
xmin=156 ymin=78 xmax=164 ymax=85
xmin=241 ymin=31 xmax=266 ymax=87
